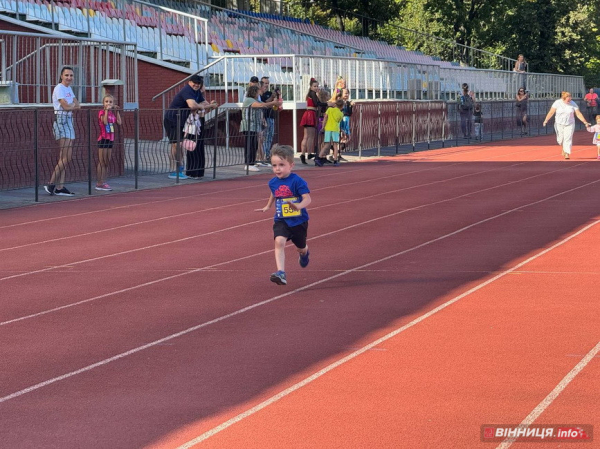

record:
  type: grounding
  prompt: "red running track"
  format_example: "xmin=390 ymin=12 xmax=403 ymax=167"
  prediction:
xmin=0 ymin=131 xmax=598 ymax=449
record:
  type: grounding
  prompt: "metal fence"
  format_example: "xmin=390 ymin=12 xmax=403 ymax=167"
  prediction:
xmin=1 ymin=98 xmax=591 ymax=201
xmin=0 ymin=31 xmax=138 ymax=108
xmin=343 ymin=99 xmax=589 ymax=157
xmin=152 ymin=54 xmax=585 ymax=114
xmin=0 ymin=105 xmax=281 ymax=194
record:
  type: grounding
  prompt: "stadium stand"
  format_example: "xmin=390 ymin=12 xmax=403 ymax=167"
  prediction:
xmin=2 ymin=0 xmax=469 ymax=69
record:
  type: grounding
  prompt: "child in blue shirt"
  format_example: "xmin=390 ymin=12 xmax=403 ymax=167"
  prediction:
xmin=256 ymin=144 xmax=311 ymax=285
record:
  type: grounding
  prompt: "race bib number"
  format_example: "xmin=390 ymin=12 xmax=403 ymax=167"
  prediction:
xmin=276 ymin=197 xmax=301 ymax=218
xmin=105 ymin=123 xmax=114 ymax=134
xmin=595 ymin=132 xmax=600 ymax=140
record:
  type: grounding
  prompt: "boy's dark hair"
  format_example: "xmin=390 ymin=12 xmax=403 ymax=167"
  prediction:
xmin=271 ymin=144 xmax=295 ymax=164
xmin=335 ymin=99 xmax=344 ymax=108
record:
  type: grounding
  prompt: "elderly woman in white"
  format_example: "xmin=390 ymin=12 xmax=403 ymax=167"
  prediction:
xmin=543 ymin=91 xmax=591 ymax=159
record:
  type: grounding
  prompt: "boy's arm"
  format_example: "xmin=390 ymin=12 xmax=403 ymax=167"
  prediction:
xmin=289 ymin=193 xmax=311 ymax=211
xmin=256 ymin=193 xmax=274 ymax=212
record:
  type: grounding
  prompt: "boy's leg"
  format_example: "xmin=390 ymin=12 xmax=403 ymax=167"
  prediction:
xmin=297 ymin=245 xmax=309 ymax=268
xmin=274 ymin=236 xmax=287 ymax=272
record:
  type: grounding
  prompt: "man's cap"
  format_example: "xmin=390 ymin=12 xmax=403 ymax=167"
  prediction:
xmin=189 ymin=75 xmax=203 ymax=84
xmin=250 ymin=76 xmax=259 ymax=83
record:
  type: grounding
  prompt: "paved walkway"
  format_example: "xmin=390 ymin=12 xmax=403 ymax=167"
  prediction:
xmin=0 ymin=155 xmax=363 ymax=210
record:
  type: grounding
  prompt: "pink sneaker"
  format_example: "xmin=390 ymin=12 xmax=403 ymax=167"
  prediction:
xmin=95 ymin=183 xmax=112 ymax=191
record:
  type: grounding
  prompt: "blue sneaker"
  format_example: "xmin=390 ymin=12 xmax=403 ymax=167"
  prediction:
xmin=299 ymin=250 xmax=310 ymax=268
xmin=168 ymin=171 xmax=189 ymax=180
xmin=270 ymin=270 xmax=287 ymax=285
xmin=314 ymin=158 xmax=324 ymax=167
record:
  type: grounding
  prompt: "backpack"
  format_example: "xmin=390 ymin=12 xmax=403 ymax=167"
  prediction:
xmin=459 ymin=94 xmax=473 ymax=112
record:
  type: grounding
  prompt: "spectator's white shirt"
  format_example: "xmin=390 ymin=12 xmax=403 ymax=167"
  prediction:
xmin=552 ymin=99 xmax=579 ymax=126
xmin=52 ymin=83 xmax=75 ymax=114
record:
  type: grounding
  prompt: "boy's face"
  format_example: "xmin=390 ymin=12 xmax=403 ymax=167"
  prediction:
xmin=596 ymin=116 xmax=600 ymax=124
xmin=271 ymin=155 xmax=294 ymax=179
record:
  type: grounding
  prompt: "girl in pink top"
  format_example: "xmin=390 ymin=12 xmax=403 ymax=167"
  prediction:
xmin=96 ymin=94 xmax=122 ymax=191
xmin=585 ymin=114 xmax=600 ymax=160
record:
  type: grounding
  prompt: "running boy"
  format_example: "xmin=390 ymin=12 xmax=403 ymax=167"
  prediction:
xmin=256 ymin=144 xmax=311 ymax=285
xmin=315 ymin=99 xmax=344 ymax=166
xmin=585 ymin=115 xmax=600 ymax=160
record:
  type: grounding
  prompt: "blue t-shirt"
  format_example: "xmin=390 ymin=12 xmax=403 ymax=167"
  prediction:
xmin=164 ymin=85 xmax=204 ymax=124
xmin=268 ymin=173 xmax=310 ymax=226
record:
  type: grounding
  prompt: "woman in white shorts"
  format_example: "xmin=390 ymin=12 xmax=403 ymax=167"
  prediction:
xmin=45 ymin=66 xmax=80 ymax=196
xmin=543 ymin=91 xmax=590 ymax=160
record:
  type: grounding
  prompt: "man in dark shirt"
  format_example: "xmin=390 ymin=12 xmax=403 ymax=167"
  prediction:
xmin=163 ymin=74 xmax=205 ymax=179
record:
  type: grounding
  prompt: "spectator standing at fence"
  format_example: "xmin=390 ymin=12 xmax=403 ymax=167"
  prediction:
xmin=585 ymin=115 xmax=600 ymax=160
xmin=513 ymin=54 xmax=528 ymax=89
xmin=186 ymin=81 xmax=218 ymax=179
xmin=473 ymin=104 xmax=483 ymax=140
xmin=313 ymin=87 xmax=331 ymax=162
xmin=458 ymin=85 xmax=474 ymax=139
xmin=95 ymin=94 xmax=122 ymax=191
xmin=259 ymin=76 xmax=280 ymax=166
xmin=315 ymin=99 xmax=344 ymax=166
xmin=339 ymin=88 xmax=353 ymax=159
xmin=45 ymin=66 xmax=80 ymax=196
xmin=515 ymin=88 xmax=529 ymax=135
xmin=543 ymin=91 xmax=591 ymax=159
xmin=240 ymin=85 xmax=271 ymax=172
xmin=584 ymin=88 xmax=598 ymax=123
xmin=163 ymin=75 xmax=205 ymax=180
xmin=255 ymin=144 xmax=311 ymax=286
xmin=299 ymin=78 xmax=333 ymax=164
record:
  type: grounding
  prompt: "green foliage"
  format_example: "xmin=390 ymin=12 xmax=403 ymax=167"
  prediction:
xmin=281 ymin=0 xmax=600 ymax=82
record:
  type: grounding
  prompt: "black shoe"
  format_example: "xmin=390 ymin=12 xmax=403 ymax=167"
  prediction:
xmin=339 ymin=156 xmax=348 ymax=162
xmin=328 ymin=156 xmax=335 ymax=162
xmin=300 ymin=154 xmax=307 ymax=165
xmin=307 ymin=153 xmax=315 ymax=160
xmin=44 ymin=184 xmax=56 ymax=195
xmin=55 ymin=187 xmax=75 ymax=196
xmin=323 ymin=158 xmax=333 ymax=164
xmin=314 ymin=157 xmax=324 ymax=167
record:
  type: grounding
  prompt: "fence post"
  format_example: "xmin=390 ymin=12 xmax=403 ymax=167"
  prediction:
xmin=442 ymin=102 xmax=446 ymax=148
xmin=412 ymin=102 xmax=416 ymax=152
xmin=34 ymin=110 xmax=39 ymax=202
xmin=395 ymin=102 xmax=399 ymax=154
xmin=134 ymin=108 xmax=139 ymax=189
xmin=213 ymin=107 xmax=218 ymax=179
xmin=87 ymin=109 xmax=92 ymax=195
xmin=427 ymin=102 xmax=431 ymax=150
xmin=176 ymin=111 xmax=182 ymax=181
xmin=490 ymin=101 xmax=494 ymax=142
xmin=358 ymin=105 xmax=363 ymax=159
xmin=501 ymin=101 xmax=504 ymax=140
xmin=377 ymin=103 xmax=381 ymax=157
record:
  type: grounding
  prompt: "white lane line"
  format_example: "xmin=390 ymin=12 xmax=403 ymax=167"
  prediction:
xmin=495 ymin=340 xmax=600 ymax=449
xmin=0 ymin=165 xmax=591 ymax=326
xmin=0 ymin=163 xmax=460 ymax=251
xmin=176 ymin=221 xmax=600 ymax=449
xmin=0 ymin=202 xmax=598 ymax=407
xmin=0 ymin=161 xmax=583 ymax=282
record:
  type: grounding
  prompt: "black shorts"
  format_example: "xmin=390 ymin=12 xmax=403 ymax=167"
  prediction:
xmin=163 ymin=118 xmax=183 ymax=144
xmin=273 ymin=220 xmax=308 ymax=249
xmin=98 ymin=139 xmax=113 ymax=149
